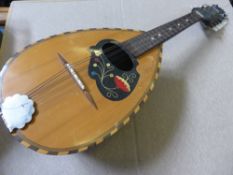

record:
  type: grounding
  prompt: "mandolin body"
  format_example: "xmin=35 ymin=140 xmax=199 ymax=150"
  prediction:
xmin=1 ymin=28 xmax=162 ymax=154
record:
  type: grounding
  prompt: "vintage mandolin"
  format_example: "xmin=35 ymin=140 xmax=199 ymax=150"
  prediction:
xmin=0 ymin=5 xmax=228 ymax=154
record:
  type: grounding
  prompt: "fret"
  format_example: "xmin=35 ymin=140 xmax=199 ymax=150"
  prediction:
xmin=122 ymin=12 xmax=201 ymax=57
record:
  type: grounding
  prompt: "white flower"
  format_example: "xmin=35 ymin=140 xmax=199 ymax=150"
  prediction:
xmin=1 ymin=94 xmax=35 ymax=132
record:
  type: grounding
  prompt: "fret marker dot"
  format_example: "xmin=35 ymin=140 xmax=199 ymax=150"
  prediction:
xmin=158 ymin=33 xmax=162 ymax=37
xmin=151 ymin=36 xmax=155 ymax=41
xmin=177 ymin=23 xmax=181 ymax=27
xmin=185 ymin=19 xmax=189 ymax=22
xmin=168 ymin=27 xmax=172 ymax=31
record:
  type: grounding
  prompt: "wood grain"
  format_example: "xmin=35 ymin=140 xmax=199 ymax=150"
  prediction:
xmin=1 ymin=28 xmax=162 ymax=154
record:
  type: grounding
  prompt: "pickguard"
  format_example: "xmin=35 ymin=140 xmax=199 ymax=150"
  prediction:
xmin=88 ymin=39 xmax=140 ymax=101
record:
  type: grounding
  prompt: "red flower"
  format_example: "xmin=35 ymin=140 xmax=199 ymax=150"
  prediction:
xmin=114 ymin=76 xmax=131 ymax=93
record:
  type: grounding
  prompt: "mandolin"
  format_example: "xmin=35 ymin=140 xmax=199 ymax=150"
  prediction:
xmin=0 ymin=5 xmax=227 ymax=155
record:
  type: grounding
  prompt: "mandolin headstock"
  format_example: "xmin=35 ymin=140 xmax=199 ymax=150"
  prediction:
xmin=192 ymin=5 xmax=228 ymax=32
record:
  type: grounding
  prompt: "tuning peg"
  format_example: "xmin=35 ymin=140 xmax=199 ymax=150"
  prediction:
xmin=212 ymin=19 xmax=228 ymax=32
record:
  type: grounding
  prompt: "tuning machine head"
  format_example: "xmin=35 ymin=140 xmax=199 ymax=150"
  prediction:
xmin=193 ymin=4 xmax=228 ymax=32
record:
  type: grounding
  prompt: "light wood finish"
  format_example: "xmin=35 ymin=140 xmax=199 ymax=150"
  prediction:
xmin=1 ymin=28 xmax=162 ymax=154
xmin=0 ymin=7 xmax=8 ymax=25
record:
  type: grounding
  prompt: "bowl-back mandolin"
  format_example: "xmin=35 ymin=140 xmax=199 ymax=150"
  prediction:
xmin=0 ymin=5 xmax=228 ymax=155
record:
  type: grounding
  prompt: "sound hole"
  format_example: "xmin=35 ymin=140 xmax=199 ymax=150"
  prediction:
xmin=102 ymin=42 xmax=133 ymax=71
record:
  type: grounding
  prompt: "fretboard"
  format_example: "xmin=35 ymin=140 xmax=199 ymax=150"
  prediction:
xmin=122 ymin=12 xmax=201 ymax=57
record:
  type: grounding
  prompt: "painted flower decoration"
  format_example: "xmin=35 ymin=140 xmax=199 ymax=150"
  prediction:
xmin=88 ymin=46 xmax=139 ymax=100
xmin=114 ymin=76 xmax=131 ymax=93
xmin=1 ymin=94 xmax=35 ymax=132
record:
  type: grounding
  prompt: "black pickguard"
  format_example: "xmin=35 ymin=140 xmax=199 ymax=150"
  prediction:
xmin=88 ymin=39 xmax=139 ymax=101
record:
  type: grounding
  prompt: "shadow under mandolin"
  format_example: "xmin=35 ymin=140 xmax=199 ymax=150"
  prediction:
xmin=81 ymin=32 xmax=212 ymax=168
xmin=82 ymin=75 xmax=186 ymax=168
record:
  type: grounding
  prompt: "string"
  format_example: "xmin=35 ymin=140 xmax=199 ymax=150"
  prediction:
xmin=27 ymin=43 xmax=130 ymax=98
xmin=22 ymin=11 xmax=199 ymax=97
xmin=26 ymin=17 xmax=190 ymax=98
xmin=24 ymin=27 xmax=193 ymax=98
xmin=26 ymin=5 xmax=229 ymax=99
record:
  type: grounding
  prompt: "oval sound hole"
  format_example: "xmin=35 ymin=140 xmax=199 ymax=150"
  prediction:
xmin=102 ymin=42 xmax=133 ymax=71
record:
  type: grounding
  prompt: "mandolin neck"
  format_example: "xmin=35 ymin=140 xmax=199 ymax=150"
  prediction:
xmin=122 ymin=12 xmax=202 ymax=57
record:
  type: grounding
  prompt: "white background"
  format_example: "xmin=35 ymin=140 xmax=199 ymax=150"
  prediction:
xmin=0 ymin=0 xmax=233 ymax=175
